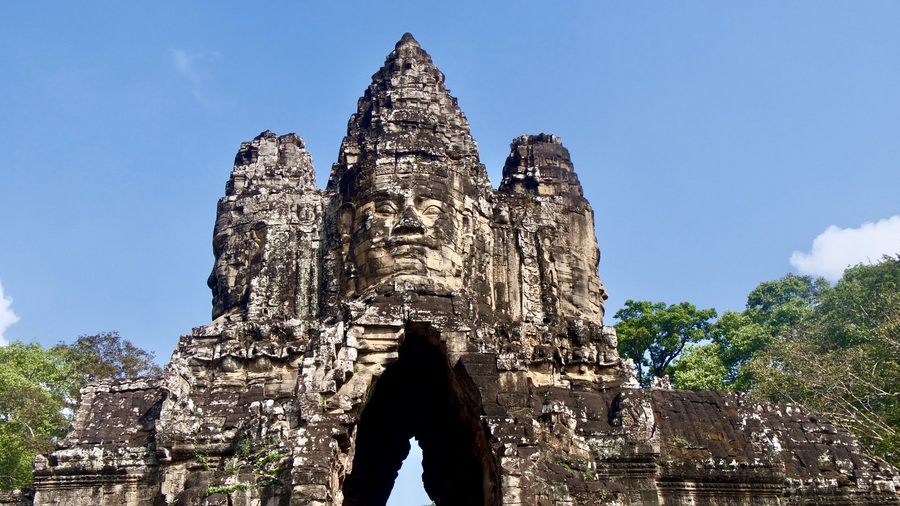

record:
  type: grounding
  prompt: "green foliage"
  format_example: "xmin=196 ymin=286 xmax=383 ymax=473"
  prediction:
xmin=614 ymin=300 xmax=717 ymax=387
xmin=708 ymin=311 xmax=770 ymax=389
xmin=745 ymin=273 xmax=829 ymax=330
xmin=204 ymin=436 xmax=289 ymax=499
xmin=745 ymin=257 xmax=900 ymax=465
xmin=194 ymin=450 xmax=211 ymax=471
xmin=670 ymin=274 xmax=827 ymax=391
xmin=669 ymin=435 xmax=691 ymax=448
xmin=667 ymin=257 xmax=900 ymax=465
xmin=671 ymin=343 xmax=727 ymax=391
xmin=52 ymin=331 xmax=162 ymax=383
xmin=816 ymin=259 xmax=900 ymax=349
xmin=0 ymin=342 xmax=73 ymax=488
xmin=0 ymin=333 xmax=160 ymax=489
xmin=204 ymin=484 xmax=253 ymax=497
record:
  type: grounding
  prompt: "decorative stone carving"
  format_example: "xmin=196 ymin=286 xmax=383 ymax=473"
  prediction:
xmin=30 ymin=33 xmax=899 ymax=506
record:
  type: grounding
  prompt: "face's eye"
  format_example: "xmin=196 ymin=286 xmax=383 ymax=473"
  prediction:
xmin=213 ymin=234 xmax=229 ymax=253
xmin=374 ymin=202 xmax=398 ymax=216
xmin=421 ymin=204 xmax=444 ymax=218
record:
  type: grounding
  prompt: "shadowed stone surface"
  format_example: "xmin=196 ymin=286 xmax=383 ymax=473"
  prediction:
xmin=31 ymin=33 xmax=899 ymax=505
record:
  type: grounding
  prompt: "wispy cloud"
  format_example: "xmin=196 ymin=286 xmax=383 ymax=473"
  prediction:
xmin=0 ymin=280 xmax=20 ymax=346
xmin=790 ymin=215 xmax=900 ymax=282
xmin=172 ymin=48 xmax=221 ymax=107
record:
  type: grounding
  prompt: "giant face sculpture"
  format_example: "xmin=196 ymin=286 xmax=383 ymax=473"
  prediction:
xmin=207 ymin=221 xmax=265 ymax=318
xmin=343 ymin=168 xmax=471 ymax=295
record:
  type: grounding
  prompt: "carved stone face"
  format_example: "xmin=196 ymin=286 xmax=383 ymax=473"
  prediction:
xmin=207 ymin=222 xmax=265 ymax=317
xmin=345 ymin=172 xmax=468 ymax=294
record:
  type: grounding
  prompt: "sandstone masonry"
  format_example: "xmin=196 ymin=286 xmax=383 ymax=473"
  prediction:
xmin=31 ymin=33 xmax=900 ymax=506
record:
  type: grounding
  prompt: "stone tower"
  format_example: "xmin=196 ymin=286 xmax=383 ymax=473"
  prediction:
xmin=31 ymin=34 xmax=899 ymax=505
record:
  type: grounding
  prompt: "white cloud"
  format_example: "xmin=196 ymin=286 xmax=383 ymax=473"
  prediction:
xmin=172 ymin=49 xmax=220 ymax=107
xmin=0 ymin=280 xmax=20 ymax=346
xmin=790 ymin=215 xmax=900 ymax=282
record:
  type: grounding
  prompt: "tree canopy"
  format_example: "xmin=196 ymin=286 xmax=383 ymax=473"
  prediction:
xmin=669 ymin=274 xmax=828 ymax=392
xmin=616 ymin=256 xmax=900 ymax=465
xmin=613 ymin=300 xmax=717 ymax=387
xmin=0 ymin=332 xmax=160 ymax=489
xmin=745 ymin=257 xmax=900 ymax=465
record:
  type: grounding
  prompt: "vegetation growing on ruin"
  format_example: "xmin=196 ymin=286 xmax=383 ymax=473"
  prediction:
xmin=203 ymin=435 xmax=289 ymax=499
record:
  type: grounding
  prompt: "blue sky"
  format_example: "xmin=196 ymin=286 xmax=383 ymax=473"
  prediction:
xmin=2 ymin=2 xmax=900 ymax=503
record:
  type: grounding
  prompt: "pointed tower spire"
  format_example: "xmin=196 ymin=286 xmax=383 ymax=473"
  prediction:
xmin=327 ymin=33 xmax=490 ymax=193
xmin=396 ymin=32 xmax=420 ymax=48
xmin=398 ymin=32 xmax=416 ymax=43
xmin=499 ymin=134 xmax=584 ymax=198
xmin=326 ymin=34 xmax=493 ymax=299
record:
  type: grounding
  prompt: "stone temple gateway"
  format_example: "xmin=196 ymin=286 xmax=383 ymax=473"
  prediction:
xmin=29 ymin=34 xmax=899 ymax=505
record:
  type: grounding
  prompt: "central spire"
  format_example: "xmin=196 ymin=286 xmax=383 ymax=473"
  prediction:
xmin=327 ymin=33 xmax=492 ymax=299
xmin=327 ymin=33 xmax=490 ymax=194
xmin=397 ymin=31 xmax=418 ymax=46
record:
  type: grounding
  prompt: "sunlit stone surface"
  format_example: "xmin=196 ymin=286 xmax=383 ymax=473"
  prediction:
xmin=31 ymin=33 xmax=899 ymax=506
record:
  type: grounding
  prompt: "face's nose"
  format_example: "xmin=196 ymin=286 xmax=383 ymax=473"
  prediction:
xmin=207 ymin=270 xmax=218 ymax=293
xmin=392 ymin=205 xmax=425 ymax=235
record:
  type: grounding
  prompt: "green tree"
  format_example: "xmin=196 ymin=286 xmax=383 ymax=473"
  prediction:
xmin=617 ymin=260 xmax=899 ymax=464
xmin=746 ymin=257 xmax=900 ymax=465
xmin=0 ymin=333 xmax=161 ymax=489
xmin=0 ymin=342 xmax=73 ymax=488
xmin=671 ymin=274 xmax=827 ymax=391
xmin=671 ymin=342 xmax=727 ymax=391
xmin=744 ymin=273 xmax=829 ymax=333
xmin=614 ymin=300 xmax=717 ymax=387
xmin=52 ymin=331 xmax=161 ymax=400
xmin=815 ymin=257 xmax=900 ymax=350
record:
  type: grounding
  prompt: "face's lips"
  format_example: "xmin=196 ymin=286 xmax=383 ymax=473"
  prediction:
xmin=385 ymin=235 xmax=439 ymax=249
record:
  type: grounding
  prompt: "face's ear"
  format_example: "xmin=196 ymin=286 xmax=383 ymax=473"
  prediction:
xmin=460 ymin=208 xmax=475 ymax=249
xmin=338 ymin=202 xmax=360 ymax=296
xmin=339 ymin=203 xmax=356 ymax=242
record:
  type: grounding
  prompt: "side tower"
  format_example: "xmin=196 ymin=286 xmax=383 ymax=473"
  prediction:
xmin=208 ymin=130 xmax=323 ymax=322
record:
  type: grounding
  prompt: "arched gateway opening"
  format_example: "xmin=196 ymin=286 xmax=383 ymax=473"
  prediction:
xmin=342 ymin=326 xmax=499 ymax=506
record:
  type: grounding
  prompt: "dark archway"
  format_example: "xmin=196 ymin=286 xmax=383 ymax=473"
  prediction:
xmin=342 ymin=327 xmax=498 ymax=506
